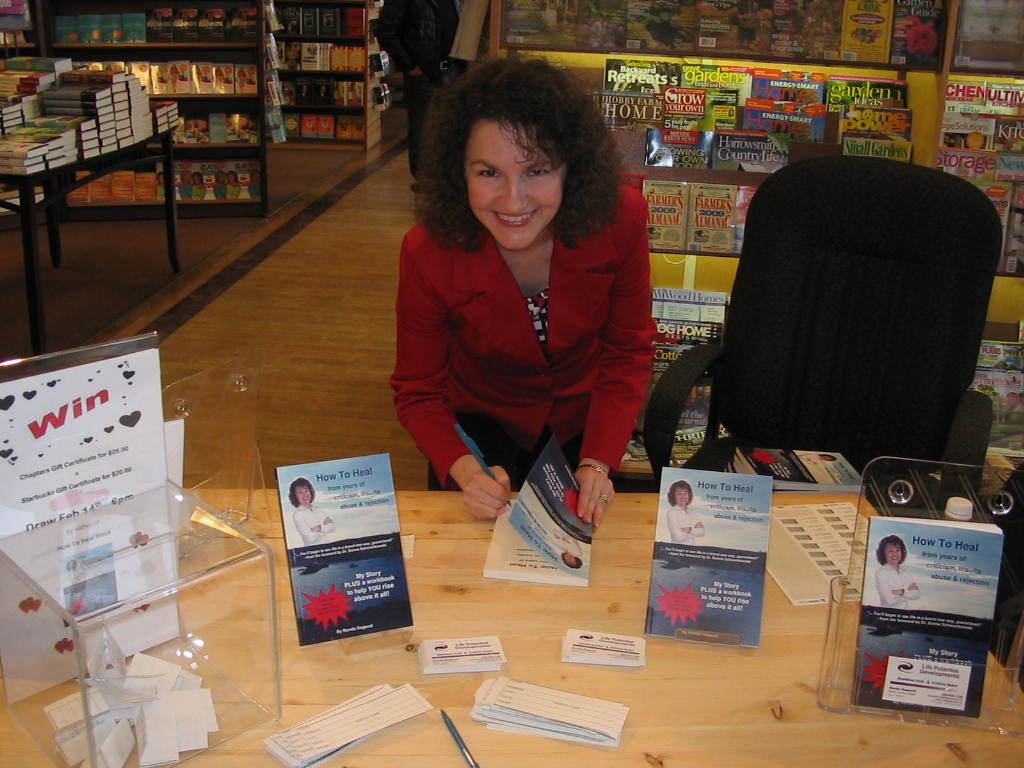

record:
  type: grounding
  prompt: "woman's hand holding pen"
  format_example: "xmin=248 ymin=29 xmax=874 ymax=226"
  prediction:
xmin=575 ymin=458 xmax=613 ymax=527
xmin=450 ymin=454 xmax=511 ymax=520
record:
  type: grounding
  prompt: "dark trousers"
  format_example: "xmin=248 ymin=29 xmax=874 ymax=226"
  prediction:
xmin=428 ymin=412 xmax=582 ymax=491
xmin=404 ymin=63 xmax=466 ymax=179
xmin=403 ymin=73 xmax=433 ymax=178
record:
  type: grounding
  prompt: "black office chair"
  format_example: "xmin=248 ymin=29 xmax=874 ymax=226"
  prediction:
xmin=643 ymin=155 xmax=1004 ymax=483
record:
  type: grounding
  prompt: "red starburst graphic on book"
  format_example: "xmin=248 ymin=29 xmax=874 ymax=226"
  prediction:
xmin=862 ymin=652 xmax=890 ymax=690
xmin=654 ymin=584 xmax=704 ymax=626
xmin=302 ymin=584 xmax=354 ymax=630
xmin=749 ymin=449 xmax=776 ymax=464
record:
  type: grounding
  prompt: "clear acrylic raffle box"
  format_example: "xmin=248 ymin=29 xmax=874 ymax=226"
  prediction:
xmin=0 ymin=482 xmax=281 ymax=767
xmin=818 ymin=456 xmax=1024 ymax=735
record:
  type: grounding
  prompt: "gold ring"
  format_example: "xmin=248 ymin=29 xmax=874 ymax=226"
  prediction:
xmin=599 ymin=493 xmax=610 ymax=502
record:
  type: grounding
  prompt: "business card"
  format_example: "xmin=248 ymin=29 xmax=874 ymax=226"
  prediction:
xmin=419 ymin=636 xmax=506 ymax=674
xmin=562 ymin=629 xmax=646 ymax=667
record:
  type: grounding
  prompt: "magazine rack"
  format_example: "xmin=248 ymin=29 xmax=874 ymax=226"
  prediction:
xmin=162 ymin=352 xmax=267 ymax=526
xmin=817 ymin=456 xmax=1024 ymax=735
xmin=0 ymin=482 xmax=281 ymax=767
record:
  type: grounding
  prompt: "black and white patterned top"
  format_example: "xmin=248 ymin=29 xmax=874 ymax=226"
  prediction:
xmin=525 ymin=288 xmax=550 ymax=346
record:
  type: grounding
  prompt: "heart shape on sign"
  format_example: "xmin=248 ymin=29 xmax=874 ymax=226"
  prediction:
xmin=0 ymin=449 xmax=11 ymax=459
xmin=54 ymin=638 xmax=74 ymax=653
xmin=119 ymin=411 xmax=142 ymax=428
xmin=104 ymin=426 xmax=114 ymax=433
xmin=123 ymin=371 xmax=135 ymax=380
xmin=83 ymin=437 xmax=93 ymax=444
xmin=130 ymin=531 xmax=150 ymax=547
xmin=18 ymin=597 xmax=41 ymax=613
xmin=0 ymin=395 xmax=13 ymax=410
xmin=23 ymin=391 xmax=35 ymax=400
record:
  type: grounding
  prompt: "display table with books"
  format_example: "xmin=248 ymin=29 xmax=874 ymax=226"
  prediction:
xmin=1 ymin=490 xmax=1022 ymax=767
xmin=0 ymin=129 xmax=178 ymax=354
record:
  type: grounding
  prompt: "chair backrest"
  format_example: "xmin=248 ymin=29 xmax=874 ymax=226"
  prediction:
xmin=715 ymin=155 xmax=1003 ymax=470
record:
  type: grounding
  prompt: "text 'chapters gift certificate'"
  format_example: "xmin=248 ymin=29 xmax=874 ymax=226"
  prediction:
xmin=275 ymin=454 xmax=413 ymax=646
xmin=853 ymin=516 xmax=1003 ymax=718
xmin=0 ymin=336 xmax=167 ymax=536
xmin=645 ymin=467 xmax=772 ymax=647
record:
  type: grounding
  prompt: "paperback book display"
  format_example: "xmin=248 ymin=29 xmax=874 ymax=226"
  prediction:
xmin=853 ymin=516 xmax=1004 ymax=718
xmin=645 ymin=467 xmax=772 ymax=646
xmin=275 ymin=454 xmax=413 ymax=646
xmin=729 ymin=447 xmax=862 ymax=492
xmin=484 ymin=437 xmax=594 ymax=587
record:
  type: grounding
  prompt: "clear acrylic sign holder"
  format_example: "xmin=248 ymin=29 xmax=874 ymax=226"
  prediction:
xmin=0 ymin=482 xmax=281 ymax=767
xmin=817 ymin=456 xmax=1024 ymax=735
xmin=162 ymin=352 xmax=270 ymax=533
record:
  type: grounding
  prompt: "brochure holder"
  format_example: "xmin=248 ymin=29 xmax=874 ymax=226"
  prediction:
xmin=817 ymin=456 xmax=1024 ymax=735
xmin=0 ymin=482 xmax=281 ymax=767
xmin=162 ymin=352 xmax=267 ymax=527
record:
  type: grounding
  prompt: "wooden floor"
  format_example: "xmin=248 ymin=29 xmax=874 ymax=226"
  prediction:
xmin=101 ymin=145 xmax=430 ymax=491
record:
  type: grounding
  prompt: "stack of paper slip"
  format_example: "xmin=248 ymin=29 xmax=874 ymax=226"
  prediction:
xmin=419 ymin=636 xmax=506 ymax=674
xmin=561 ymin=629 xmax=646 ymax=667
xmin=472 ymin=677 xmax=629 ymax=747
xmin=264 ymin=684 xmax=432 ymax=768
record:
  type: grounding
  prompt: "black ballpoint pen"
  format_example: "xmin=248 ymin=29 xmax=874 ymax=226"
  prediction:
xmin=440 ymin=709 xmax=481 ymax=768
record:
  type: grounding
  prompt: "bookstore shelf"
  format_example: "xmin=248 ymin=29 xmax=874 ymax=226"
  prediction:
xmin=36 ymin=0 xmax=271 ymax=218
xmin=490 ymin=0 xmax=1024 ymax=317
xmin=275 ymin=0 xmax=384 ymax=146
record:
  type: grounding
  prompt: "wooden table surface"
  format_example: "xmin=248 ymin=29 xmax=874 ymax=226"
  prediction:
xmin=2 ymin=491 xmax=1023 ymax=767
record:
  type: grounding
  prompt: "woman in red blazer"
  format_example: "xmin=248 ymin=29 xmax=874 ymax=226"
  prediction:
xmin=390 ymin=57 xmax=655 ymax=524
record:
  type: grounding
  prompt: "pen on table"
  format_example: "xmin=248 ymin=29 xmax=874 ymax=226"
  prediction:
xmin=440 ymin=709 xmax=481 ymax=768
xmin=455 ymin=424 xmax=512 ymax=509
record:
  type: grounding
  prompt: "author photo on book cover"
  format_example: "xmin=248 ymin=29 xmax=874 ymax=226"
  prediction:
xmin=663 ymin=478 xmax=707 ymax=545
xmin=390 ymin=57 xmax=655 ymax=525
xmin=870 ymin=534 xmax=921 ymax=609
xmin=287 ymin=476 xmax=337 ymax=547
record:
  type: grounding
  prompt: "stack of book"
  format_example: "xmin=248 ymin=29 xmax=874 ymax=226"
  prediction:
xmin=0 ymin=69 xmax=57 ymax=100
xmin=0 ymin=98 xmax=28 ymax=134
xmin=2 ymin=56 xmax=73 ymax=76
xmin=151 ymin=100 xmax=179 ymax=135
xmin=0 ymin=126 xmax=77 ymax=174
xmin=21 ymin=115 xmax=100 ymax=160
xmin=41 ymin=79 xmax=118 ymax=156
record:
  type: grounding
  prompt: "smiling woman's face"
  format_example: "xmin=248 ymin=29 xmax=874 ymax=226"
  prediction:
xmin=464 ymin=120 xmax=566 ymax=257
xmin=885 ymin=542 xmax=903 ymax=566
xmin=673 ymin=486 xmax=691 ymax=507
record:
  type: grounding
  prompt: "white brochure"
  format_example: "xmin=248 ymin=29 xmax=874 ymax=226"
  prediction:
xmin=264 ymin=684 xmax=433 ymax=768
xmin=472 ymin=677 xmax=629 ymax=747
xmin=561 ymin=629 xmax=646 ymax=667
xmin=419 ymin=636 xmax=506 ymax=674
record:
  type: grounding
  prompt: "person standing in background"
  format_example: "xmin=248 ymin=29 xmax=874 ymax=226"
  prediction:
xmin=376 ymin=0 xmax=465 ymax=180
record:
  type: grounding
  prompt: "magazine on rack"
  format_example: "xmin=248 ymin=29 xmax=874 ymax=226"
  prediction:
xmin=484 ymin=436 xmax=594 ymax=587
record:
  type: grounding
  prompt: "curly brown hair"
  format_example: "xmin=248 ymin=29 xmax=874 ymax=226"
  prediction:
xmin=415 ymin=56 xmax=622 ymax=250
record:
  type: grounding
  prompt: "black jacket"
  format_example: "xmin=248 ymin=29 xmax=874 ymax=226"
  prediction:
xmin=376 ymin=0 xmax=459 ymax=82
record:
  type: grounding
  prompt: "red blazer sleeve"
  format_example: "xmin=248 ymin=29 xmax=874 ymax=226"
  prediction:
xmin=389 ymin=229 xmax=468 ymax=482
xmin=580 ymin=187 xmax=656 ymax=470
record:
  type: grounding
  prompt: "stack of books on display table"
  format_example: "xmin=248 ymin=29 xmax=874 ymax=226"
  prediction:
xmin=0 ymin=58 xmax=163 ymax=175
xmin=0 ymin=121 xmax=79 ymax=173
